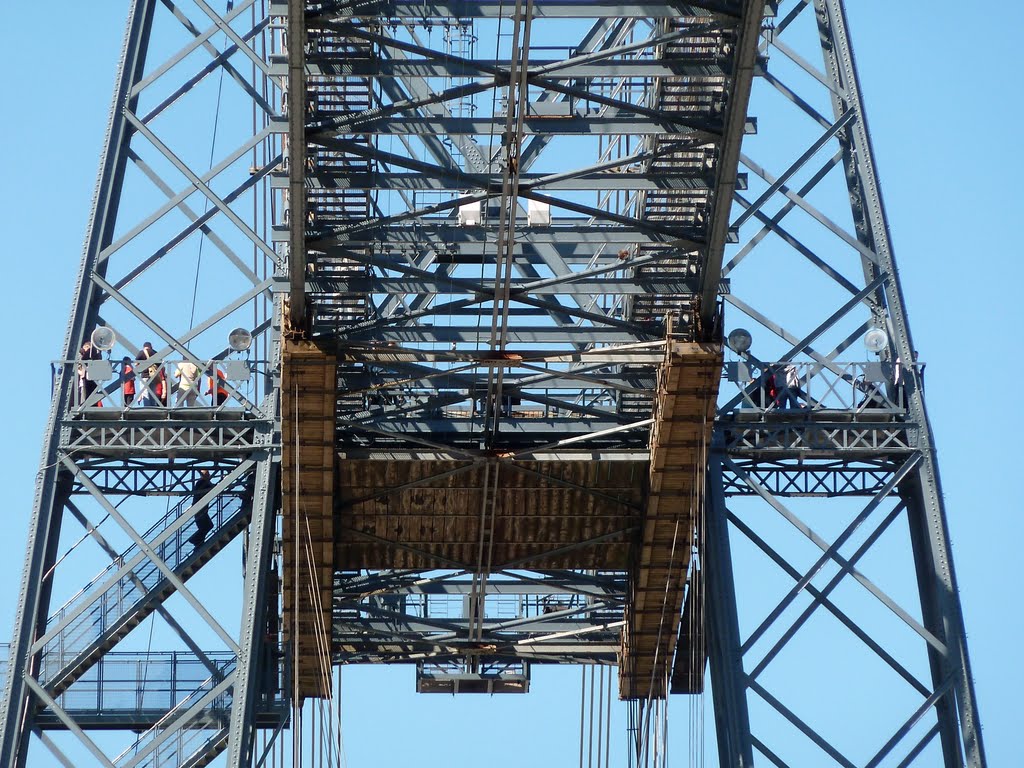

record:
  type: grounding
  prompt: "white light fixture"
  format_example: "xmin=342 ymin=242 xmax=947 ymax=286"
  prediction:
xmin=228 ymin=327 xmax=252 ymax=352
xmin=527 ymin=199 xmax=551 ymax=226
xmin=864 ymin=327 xmax=887 ymax=353
xmin=90 ymin=326 xmax=116 ymax=351
xmin=727 ymin=328 xmax=752 ymax=355
xmin=457 ymin=201 xmax=482 ymax=226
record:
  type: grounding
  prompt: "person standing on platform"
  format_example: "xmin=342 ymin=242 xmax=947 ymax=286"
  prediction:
xmin=174 ymin=359 xmax=201 ymax=407
xmin=206 ymin=365 xmax=229 ymax=406
xmin=121 ymin=356 xmax=136 ymax=406
xmin=776 ymin=363 xmax=805 ymax=409
xmin=77 ymin=341 xmax=102 ymax=407
xmin=137 ymin=342 xmax=161 ymax=407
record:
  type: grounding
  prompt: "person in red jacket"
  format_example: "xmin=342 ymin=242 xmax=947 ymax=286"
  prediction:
xmin=206 ymin=366 xmax=229 ymax=406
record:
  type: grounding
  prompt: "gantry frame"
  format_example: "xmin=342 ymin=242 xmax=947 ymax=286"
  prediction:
xmin=278 ymin=0 xmax=764 ymax=703
xmin=0 ymin=0 xmax=986 ymax=766
xmin=0 ymin=1 xmax=285 ymax=765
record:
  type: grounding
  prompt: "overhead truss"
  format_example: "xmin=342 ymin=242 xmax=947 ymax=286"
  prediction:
xmin=0 ymin=0 xmax=987 ymax=766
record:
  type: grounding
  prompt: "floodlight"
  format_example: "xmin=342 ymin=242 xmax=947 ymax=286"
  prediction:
xmin=864 ymin=327 xmax=888 ymax=353
xmin=90 ymin=326 xmax=116 ymax=351
xmin=228 ymin=328 xmax=252 ymax=352
xmin=726 ymin=328 xmax=752 ymax=355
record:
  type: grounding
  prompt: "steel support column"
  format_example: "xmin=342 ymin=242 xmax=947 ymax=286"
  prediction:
xmin=705 ymin=0 xmax=986 ymax=764
xmin=0 ymin=2 xmax=159 ymax=762
xmin=814 ymin=0 xmax=985 ymax=762
xmin=705 ymin=451 xmax=754 ymax=768
xmin=1 ymin=1 xmax=285 ymax=765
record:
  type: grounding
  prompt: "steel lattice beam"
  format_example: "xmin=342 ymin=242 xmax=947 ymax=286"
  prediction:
xmin=0 ymin=0 xmax=986 ymax=765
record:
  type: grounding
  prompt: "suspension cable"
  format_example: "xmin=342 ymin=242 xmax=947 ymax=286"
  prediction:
xmin=190 ymin=2 xmax=231 ymax=329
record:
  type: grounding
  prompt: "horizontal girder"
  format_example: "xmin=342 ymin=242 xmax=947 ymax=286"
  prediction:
xmin=285 ymin=1 xmax=745 ymax=19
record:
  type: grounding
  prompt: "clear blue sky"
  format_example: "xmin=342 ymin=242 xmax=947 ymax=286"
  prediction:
xmin=0 ymin=2 xmax=1019 ymax=765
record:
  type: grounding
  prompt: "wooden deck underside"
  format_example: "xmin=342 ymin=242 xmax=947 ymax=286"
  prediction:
xmin=336 ymin=459 xmax=644 ymax=571
xmin=281 ymin=338 xmax=336 ymax=700
xmin=620 ymin=341 xmax=722 ymax=699
xmin=281 ymin=341 xmax=720 ymax=701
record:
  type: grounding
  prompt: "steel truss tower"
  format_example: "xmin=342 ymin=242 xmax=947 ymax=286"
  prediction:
xmin=0 ymin=1 xmax=985 ymax=767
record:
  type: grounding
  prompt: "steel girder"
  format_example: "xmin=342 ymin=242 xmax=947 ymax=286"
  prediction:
xmin=283 ymin=0 xmax=763 ymax=710
xmin=332 ymin=570 xmax=626 ymax=669
xmin=291 ymin=1 xmax=761 ymax=456
xmin=705 ymin=1 xmax=986 ymax=765
xmin=0 ymin=1 xmax=285 ymax=766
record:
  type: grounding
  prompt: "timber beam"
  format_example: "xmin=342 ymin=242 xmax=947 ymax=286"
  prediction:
xmin=620 ymin=340 xmax=722 ymax=699
xmin=281 ymin=338 xmax=335 ymax=699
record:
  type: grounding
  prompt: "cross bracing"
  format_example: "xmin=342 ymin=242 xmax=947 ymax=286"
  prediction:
xmin=0 ymin=0 xmax=286 ymax=765
xmin=287 ymin=1 xmax=762 ymax=453
xmin=0 ymin=0 xmax=987 ymax=766
xmin=700 ymin=1 xmax=986 ymax=764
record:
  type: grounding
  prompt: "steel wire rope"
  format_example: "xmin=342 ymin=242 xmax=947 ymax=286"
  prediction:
xmin=636 ymin=365 xmax=705 ymax=766
xmin=605 ymin=663 xmax=612 ymax=768
xmin=472 ymin=3 xmax=509 ymax=424
xmin=468 ymin=460 xmax=495 ymax=642
xmin=472 ymin=3 xmax=535 ymax=639
xmin=440 ymin=14 xmax=471 ymax=422
xmin=292 ymin=380 xmax=301 ymax=768
xmin=697 ymin=409 xmax=711 ymax=767
xmin=588 ymin=665 xmax=596 ymax=768
xmin=190 ymin=2 xmax=232 ymax=331
xmin=127 ymin=489 xmax=173 ymax=758
xmin=132 ymin=608 xmax=159 ymax=757
xmin=679 ymin=405 xmax=711 ymax=768
xmin=336 ymin=663 xmax=348 ymax=768
xmin=42 ymin=494 xmax=127 ymax=583
xmin=579 ymin=666 xmax=586 ymax=768
xmin=301 ymin=512 xmax=344 ymax=767
xmin=577 ymin=658 xmax=614 ymax=767
xmin=292 ymin=324 xmax=344 ymax=768
xmin=596 ymin=664 xmax=604 ymax=768
xmin=299 ymin=530 xmax=332 ymax=758
xmin=253 ymin=0 xmax=275 ymax=388
xmin=465 ymin=0 xmax=514 ymax=646
xmin=147 ymin=497 xmax=175 ymax=669
xmin=484 ymin=0 xmax=533 ymax=392
xmin=300 ymin=469 xmax=343 ymax=765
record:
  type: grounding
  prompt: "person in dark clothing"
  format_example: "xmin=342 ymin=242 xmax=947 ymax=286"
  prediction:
xmin=757 ymin=365 xmax=779 ymax=410
xmin=121 ymin=357 xmax=136 ymax=406
xmin=77 ymin=341 xmax=103 ymax=406
xmin=188 ymin=469 xmax=215 ymax=548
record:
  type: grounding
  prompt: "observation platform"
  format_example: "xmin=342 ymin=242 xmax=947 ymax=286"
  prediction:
xmin=0 ymin=650 xmax=285 ymax=731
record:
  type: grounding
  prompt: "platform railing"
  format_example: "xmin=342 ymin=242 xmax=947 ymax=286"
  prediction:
xmin=60 ymin=358 xmax=268 ymax=414
xmin=721 ymin=360 xmax=915 ymax=414
xmin=0 ymin=645 xmax=285 ymax=736
xmin=116 ymin=673 xmax=229 ymax=768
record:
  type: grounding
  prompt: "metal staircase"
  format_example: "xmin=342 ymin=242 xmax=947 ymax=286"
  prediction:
xmin=38 ymin=494 xmax=248 ymax=697
xmin=630 ymin=19 xmax=730 ymax=332
xmin=306 ymin=21 xmax=373 ymax=340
